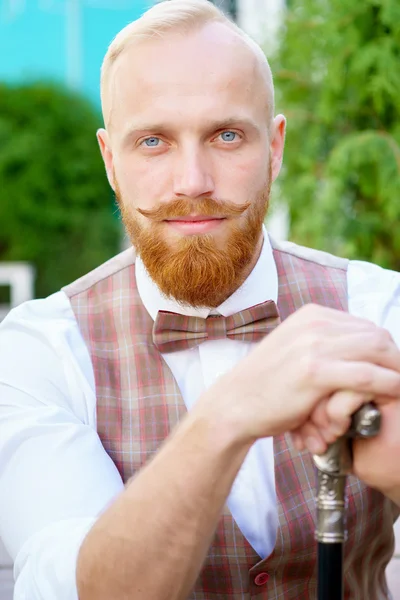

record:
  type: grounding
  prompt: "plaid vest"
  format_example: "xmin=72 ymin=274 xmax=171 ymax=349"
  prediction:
xmin=63 ymin=238 xmax=398 ymax=600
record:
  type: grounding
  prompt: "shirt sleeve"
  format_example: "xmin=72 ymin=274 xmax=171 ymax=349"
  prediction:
xmin=0 ymin=292 xmax=125 ymax=599
xmin=347 ymin=260 xmax=400 ymax=345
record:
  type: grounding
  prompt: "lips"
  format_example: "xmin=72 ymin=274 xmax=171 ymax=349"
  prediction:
xmin=164 ymin=216 xmax=226 ymax=234
xmin=165 ymin=216 xmax=225 ymax=222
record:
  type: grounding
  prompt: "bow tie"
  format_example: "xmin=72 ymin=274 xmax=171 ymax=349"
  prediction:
xmin=152 ymin=300 xmax=281 ymax=353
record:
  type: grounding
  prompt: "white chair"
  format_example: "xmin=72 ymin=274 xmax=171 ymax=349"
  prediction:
xmin=0 ymin=262 xmax=35 ymax=321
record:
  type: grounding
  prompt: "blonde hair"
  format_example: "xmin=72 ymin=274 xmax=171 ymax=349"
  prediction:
xmin=101 ymin=0 xmax=274 ymax=129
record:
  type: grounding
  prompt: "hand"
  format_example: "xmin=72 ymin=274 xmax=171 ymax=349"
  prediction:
xmin=290 ymin=390 xmax=390 ymax=454
xmin=352 ymin=400 xmax=400 ymax=501
xmin=197 ymin=304 xmax=400 ymax=445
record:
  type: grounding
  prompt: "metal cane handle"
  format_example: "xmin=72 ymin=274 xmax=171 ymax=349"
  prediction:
xmin=347 ymin=402 xmax=381 ymax=438
xmin=313 ymin=402 xmax=381 ymax=543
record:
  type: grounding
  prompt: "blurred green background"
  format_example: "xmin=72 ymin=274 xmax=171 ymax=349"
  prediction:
xmin=271 ymin=0 xmax=400 ymax=270
xmin=0 ymin=0 xmax=399 ymax=301
xmin=0 ymin=0 xmax=148 ymax=298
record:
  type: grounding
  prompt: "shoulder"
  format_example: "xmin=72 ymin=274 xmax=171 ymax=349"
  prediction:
xmin=63 ymin=247 xmax=136 ymax=298
xmin=271 ymin=237 xmax=349 ymax=271
xmin=0 ymin=290 xmax=79 ymax=344
xmin=347 ymin=259 xmax=400 ymax=345
xmin=348 ymin=259 xmax=400 ymax=291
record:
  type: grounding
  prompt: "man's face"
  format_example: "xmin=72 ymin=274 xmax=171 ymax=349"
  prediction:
xmin=99 ymin=22 xmax=285 ymax=306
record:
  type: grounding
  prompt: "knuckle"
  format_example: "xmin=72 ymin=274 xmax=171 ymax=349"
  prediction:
xmin=326 ymin=402 xmax=340 ymax=423
xmin=390 ymin=374 xmax=400 ymax=396
xmin=312 ymin=407 xmax=327 ymax=428
xmin=358 ymin=317 xmax=378 ymax=332
xmin=354 ymin=366 xmax=374 ymax=389
xmin=299 ymin=303 xmax=324 ymax=321
xmin=300 ymin=353 xmax=322 ymax=383
xmin=326 ymin=391 xmax=345 ymax=419
xmin=312 ymin=331 xmax=335 ymax=361
xmin=304 ymin=333 xmax=324 ymax=356
xmin=372 ymin=328 xmax=392 ymax=352
xmin=295 ymin=304 xmax=333 ymax=333
xmin=299 ymin=303 xmax=316 ymax=315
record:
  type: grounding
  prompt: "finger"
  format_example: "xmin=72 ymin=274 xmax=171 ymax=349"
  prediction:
xmin=282 ymin=305 xmax=378 ymax=343
xmin=290 ymin=430 xmax=305 ymax=452
xmin=308 ymin=399 xmax=340 ymax=444
xmin=326 ymin=390 xmax=377 ymax=426
xmin=309 ymin=398 xmax=330 ymax=430
xmin=315 ymin=330 xmax=400 ymax=372
xmin=295 ymin=304 xmax=382 ymax=331
xmin=311 ymin=361 xmax=400 ymax=399
xmin=271 ymin=307 xmax=382 ymax=360
xmin=294 ymin=422 xmax=328 ymax=455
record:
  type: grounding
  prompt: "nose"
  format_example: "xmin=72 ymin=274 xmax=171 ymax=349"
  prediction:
xmin=173 ymin=147 xmax=215 ymax=199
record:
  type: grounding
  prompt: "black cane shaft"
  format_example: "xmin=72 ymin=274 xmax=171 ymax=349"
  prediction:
xmin=317 ymin=542 xmax=343 ymax=600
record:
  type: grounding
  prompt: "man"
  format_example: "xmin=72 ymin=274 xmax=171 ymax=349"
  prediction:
xmin=0 ymin=1 xmax=400 ymax=598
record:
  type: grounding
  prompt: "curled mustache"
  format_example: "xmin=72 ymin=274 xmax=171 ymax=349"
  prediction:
xmin=136 ymin=197 xmax=251 ymax=222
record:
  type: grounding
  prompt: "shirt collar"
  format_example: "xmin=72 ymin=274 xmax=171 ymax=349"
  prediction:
xmin=135 ymin=226 xmax=278 ymax=321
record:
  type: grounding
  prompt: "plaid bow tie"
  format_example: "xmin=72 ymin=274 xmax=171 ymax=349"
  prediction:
xmin=152 ymin=300 xmax=280 ymax=353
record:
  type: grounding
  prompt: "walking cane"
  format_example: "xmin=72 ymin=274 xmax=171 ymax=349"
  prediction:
xmin=312 ymin=402 xmax=382 ymax=600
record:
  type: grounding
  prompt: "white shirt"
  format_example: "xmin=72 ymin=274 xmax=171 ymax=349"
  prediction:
xmin=1 ymin=234 xmax=400 ymax=599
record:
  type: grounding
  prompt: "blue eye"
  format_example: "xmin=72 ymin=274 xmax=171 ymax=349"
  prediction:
xmin=143 ymin=137 xmax=161 ymax=147
xmin=220 ymin=131 xmax=237 ymax=142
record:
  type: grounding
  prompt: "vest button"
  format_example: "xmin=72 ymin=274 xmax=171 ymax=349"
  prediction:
xmin=254 ymin=572 xmax=269 ymax=586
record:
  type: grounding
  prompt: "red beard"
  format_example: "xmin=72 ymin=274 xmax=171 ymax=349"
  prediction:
xmin=117 ymin=175 xmax=271 ymax=308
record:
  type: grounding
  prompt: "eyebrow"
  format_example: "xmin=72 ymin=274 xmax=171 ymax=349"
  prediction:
xmin=121 ymin=116 xmax=260 ymax=147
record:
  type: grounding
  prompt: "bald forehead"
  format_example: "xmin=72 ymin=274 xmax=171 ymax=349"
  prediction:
xmin=104 ymin=22 xmax=274 ymax=134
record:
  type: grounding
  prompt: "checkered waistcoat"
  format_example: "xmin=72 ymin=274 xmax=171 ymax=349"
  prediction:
xmin=63 ymin=238 xmax=398 ymax=600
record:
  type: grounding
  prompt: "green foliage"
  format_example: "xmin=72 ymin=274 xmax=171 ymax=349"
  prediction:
xmin=0 ymin=82 xmax=121 ymax=298
xmin=271 ymin=0 xmax=400 ymax=268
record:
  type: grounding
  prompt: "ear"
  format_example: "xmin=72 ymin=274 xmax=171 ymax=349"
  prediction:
xmin=97 ymin=128 xmax=115 ymax=190
xmin=270 ymin=115 xmax=286 ymax=183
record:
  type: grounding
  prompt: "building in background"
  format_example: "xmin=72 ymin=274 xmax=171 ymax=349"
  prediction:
xmin=210 ymin=0 xmax=289 ymax=240
xmin=0 ymin=0 xmax=149 ymax=103
xmin=0 ymin=0 xmax=284 ymax=106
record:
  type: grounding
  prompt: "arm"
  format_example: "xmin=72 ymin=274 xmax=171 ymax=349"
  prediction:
xmin=77 ymin=304 xmax=400 ymax=600
xmin=77 ymin=402 xmax=251 ymax=600
xmin=3 ymin=300 xmax=400 ymax=600
xmin=0 ymin=296 xmax=125 ymax=600
xmin=0 ymin=296 xmax=249 ymax=600
xmin=0 ymin=386 xmax=125 ymax=600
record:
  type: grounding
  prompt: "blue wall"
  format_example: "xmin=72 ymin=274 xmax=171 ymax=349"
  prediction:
xmin=0 ymin=1 xmax=152 ymax=105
